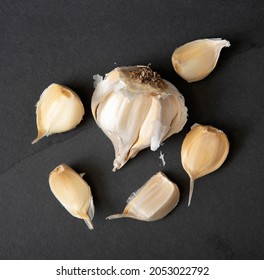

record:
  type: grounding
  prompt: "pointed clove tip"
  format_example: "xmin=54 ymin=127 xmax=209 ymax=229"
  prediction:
xmin=187 ymin=177 xmax=194 ymax=207
xmin=84 ymin=218 xmax=94 ymax=230
xmin=188 ymin=192 xmax=193 ymax=207
xmin=106 ymin=214 xmax=124 ymax=220
xmin=31 ymin=138 xmax=39 ymax=144
xmin=106 ymin=215 xmax=114 ymax=220
xmin=32 ymin=132 xmax=47 ymax=144
xmin=112 ymin=161 xmax=120 ymax=172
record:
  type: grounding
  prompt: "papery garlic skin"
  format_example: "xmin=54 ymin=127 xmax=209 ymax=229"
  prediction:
xmin=172 ymin=38 xmax=230 ymax=82
xmin=49 ymin=163 xmax=94 ymax=229
xmin=107 ymin=172 xmax=180 ymax=222
xmin=32 ymin=84 xmax=84 ymax=144
xmin=91 ymin=66 xmax=188 ymax=171
xmin=181 ymin=124 xmax=229 ymax=206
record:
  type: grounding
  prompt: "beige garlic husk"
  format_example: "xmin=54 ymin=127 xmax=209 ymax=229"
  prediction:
xmin=172 ymin=38 xmax=230 ymax=82
xmin=32 ymin=83 xmax=84 ymax=144
xmin=91 ymin=65 xmax=188 ymax=171
xmin=107 ymin=172 xmax=180 ymax=222
xmin=181 ymin=124 xmax=229 ymax=206
xmin=49 ymin=163 xmax=94 ymax=229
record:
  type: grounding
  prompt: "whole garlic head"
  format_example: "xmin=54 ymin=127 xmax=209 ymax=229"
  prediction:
xmin=91 ymin=66 xmax=188 ymax=171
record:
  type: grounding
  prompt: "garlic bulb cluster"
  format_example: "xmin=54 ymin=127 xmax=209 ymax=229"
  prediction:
xmin=172 ymin=38 xmax=230 ymax=82
xmin=181 ymin=124 xmax=229 ymax=206
xmin=32 ymin=84 xmax=84 ymax=144
xmin=91 ymin=66 xmax=188 ymax=171
xmin=107 ymin=172 xmax=180 ymax=222
xmin=49 ymin=164 xmax=94 ymax=229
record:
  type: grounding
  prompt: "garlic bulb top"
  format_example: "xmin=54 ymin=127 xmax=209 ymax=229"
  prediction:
xmin=107 ymin=172 xmax=180 ymax=222
xmin=172 ymin=38 xmax=230 ymax=82
xmin=32 ymin=84 xmax=85 ymax=144
xmin=181 ymin=124 xmax=229 ymax=206
xmin=49 ymin=163 xmax=94 ymax=229
xmin=91 ymin=66 xmax=188 ymax=171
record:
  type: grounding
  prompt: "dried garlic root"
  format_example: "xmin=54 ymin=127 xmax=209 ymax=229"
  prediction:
xmin=107 ymin=172 xmax=180 ymax=222
xmin=172 ymin=38 xmax=230 ymax=82
xmin=91 ymin=65 xmax=187 ymax=171
xmin=181 ymin=124 xmax=229 ymax=206
xmin=49 ymin=164 xmax=94 ymax=229
xmin=32 ymin=84 xmax=84 ymax=144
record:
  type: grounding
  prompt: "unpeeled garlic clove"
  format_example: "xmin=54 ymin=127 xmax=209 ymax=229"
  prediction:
xmin=49 ymin=163 xmax=94 ymax=229
xmin=32 ymin=83 xmax=85 ymax=144
xmin=181 ymin=124 xmax=229 ymax=206
xmin=107 ymin=172 xmax=180 ymax=222
xmin=91 ymin=65 xmax=188 ymax=171
xmin=172 ymin=38 xmax=230 ymax=82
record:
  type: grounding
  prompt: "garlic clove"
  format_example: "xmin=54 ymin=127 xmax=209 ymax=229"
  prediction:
xmin=91 ymin=66 xmax=188 ymax=171
xmin=128 ymin=89 xmax=187 ymax=160
xmin=172 ymin=38 xmax=230 ymax=82
xmin=49 ymin=164 xmax=94 ymax=229
xmin=32 ymin=84 xmax=84 ymax=144
xmin=97 ymin=88 xmax=152 ymax=171
xmin=181 ymin=124 xmax=229 ymax=206
xmin=107 ymin=172 xmax=180 ymax=222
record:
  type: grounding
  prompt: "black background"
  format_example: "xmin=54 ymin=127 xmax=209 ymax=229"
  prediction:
xmin=0 ymin=0 xmax=263 ymax=260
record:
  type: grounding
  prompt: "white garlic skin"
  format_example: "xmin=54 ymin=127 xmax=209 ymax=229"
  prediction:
xmin=172 ymin=38 xmax=230 ymax=82
xmin=107 ymin=172 xmax=180 ymax=222
xmin=32 ymin=84 xmax=84 ymax=144
xmin=49 ymin=163 xmax=94 ymax=230
xmin=91 ymin=66 xmax=188 ymax=171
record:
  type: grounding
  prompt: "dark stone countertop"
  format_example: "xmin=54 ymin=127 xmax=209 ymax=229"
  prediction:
xmin=0 ymin=0 xmax=263 ymax=259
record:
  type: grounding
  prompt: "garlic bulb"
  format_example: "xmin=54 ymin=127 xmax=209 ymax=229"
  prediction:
xmin=32 ymin=83 xmax=84 ymax=144
xmin=91 ymin=66 xmax=188 ymax=171
xmin=181 ymin=124 xmax=229 ymax=206
xmin=172 ymin=38 xmax=230 ymax=82
xmin=49 ymin=164 xmax=94 ymax=229
xmin=107 ymin=172 xmax=180 ymax=222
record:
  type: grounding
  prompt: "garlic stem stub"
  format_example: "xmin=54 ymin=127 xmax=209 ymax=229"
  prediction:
xmin=172 ymin=38 xmax=230 ymax=82
xmin=49 ymin=163 xmax=95 ymax=229
xmin=32 ymin=84 xmax=85 ymax=144
xmin=107 ymin=172 xmax=180 ymax=222
xmin=91 ymin=65 xmax=188 ymax=171
xmin=181 ymin=124 xmax=229 ymax=206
